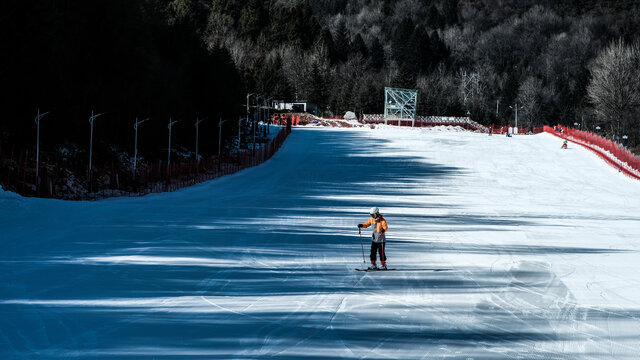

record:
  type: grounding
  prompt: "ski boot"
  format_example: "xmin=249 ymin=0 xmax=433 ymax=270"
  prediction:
xmin=368 ymin=263 xmax=378 ymax=270
xmin=380 ymin=262 xmax=387 ymax=270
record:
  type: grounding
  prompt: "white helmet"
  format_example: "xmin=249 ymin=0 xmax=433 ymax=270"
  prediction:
xmin=369 ymin=207 xmax=379 ymax=215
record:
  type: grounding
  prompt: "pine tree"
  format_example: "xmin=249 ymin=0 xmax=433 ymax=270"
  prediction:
xmin=239 ymin=0 xmax=267 ymax=40
xmin=442 ymin=0 xmax=458 ymax=26
xmin=309 ymin=62 xmax=328 ymax=109
xmin=416 ymin=27 xmax=433 ymax=72
xmin=393 ymin=64 xmax=416 ymax=89
xmin=316 ymin=29 xmax=337 ymax=64
xmin=393 ymin=18 xmax=415 ymax=63
xmin=351 ymin=33 xmax=368 ymax=58
xmin=369 ymin=37 xmax=385 ymax=70
xmin=426 ymin=4 xmax=441 ymax=29
xmin=430 ymin=31 xmax=450 ymax=65
xmin=334 ymin=20 xmax=350 ymax=62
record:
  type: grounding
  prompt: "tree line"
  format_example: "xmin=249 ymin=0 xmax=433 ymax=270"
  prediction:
xmin=1 ymin=0 xmax=640 ymax=169
xmin=206 ymin=0 xmax=640 ymax=148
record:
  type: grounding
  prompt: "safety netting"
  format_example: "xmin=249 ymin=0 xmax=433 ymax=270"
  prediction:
xmin=544 ymin=125 xmax=640 ymax=180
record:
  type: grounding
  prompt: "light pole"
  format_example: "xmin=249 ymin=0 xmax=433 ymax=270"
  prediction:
xmin=34 ymin=109 xmax=50 ymax=179
xmin=265 ymin=97 xmax=272 ymax=134
xmin=218 ymin=118 xmax=227 ymax=156
xmin=195 ymin=117 xmax=207 ymax=163
xmin=245 ymin=93 xmax=256 ymax=152
xmin=168 ymin=118 xmax=178 ymax=166
xmin=254 ymin=95 xmax=261 ymax=155
xmin=88 ymin=111 xmax=104 ymax=171
xmin=508 ymin=104 xmax=518 ymax=133
xmin=133 ymin=117 xmax=149 ymax=173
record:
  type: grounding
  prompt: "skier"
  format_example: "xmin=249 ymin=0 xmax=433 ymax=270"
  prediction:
xmin=358 ymin=207 xmax=389 ymax=270
xmin=561 ymin=140 xmax=568 ymax=149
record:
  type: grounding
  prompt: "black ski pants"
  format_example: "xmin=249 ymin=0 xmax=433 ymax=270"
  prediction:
xmin=370 ymin=241 xmax=386 ymax=263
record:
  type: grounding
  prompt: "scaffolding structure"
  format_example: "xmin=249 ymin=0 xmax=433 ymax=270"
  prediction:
xmin=460 ymin=71 xmax=480 ymax=105
xmin=384 ymin=87 xmax=418 ymax=126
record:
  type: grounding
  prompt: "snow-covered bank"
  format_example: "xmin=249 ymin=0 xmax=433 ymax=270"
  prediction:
xmin=1 ymin=126 xmax=639 ymax=359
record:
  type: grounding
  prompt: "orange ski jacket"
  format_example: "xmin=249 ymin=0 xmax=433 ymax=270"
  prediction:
xmin=362 ymin=215 xmax=388 ymax=243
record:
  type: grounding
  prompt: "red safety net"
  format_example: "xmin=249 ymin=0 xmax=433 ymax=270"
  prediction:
xmin=544 ymin=125 xmax=640 ymax=180
xmin=488 ymin=125 xmax=509 ymax=134
xmin=486 ymin=125 xmax=544 ymax=135
xmin=1 ymin=127 xmax=291 ymax=199
xmin=272 ymin=113 xmax=301 ymax=126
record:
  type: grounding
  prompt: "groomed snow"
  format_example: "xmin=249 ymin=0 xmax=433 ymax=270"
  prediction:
xmin=2 ymin=126 xmax=640 ymax=359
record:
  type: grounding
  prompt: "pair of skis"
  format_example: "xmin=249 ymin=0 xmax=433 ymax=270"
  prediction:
xmin=355 ymin=267 xmax=395 ymax=272
xmin=355 ymin=228 xmax=452 ymax=272
xmin=355 ymin=267 xmax=451 ymax=272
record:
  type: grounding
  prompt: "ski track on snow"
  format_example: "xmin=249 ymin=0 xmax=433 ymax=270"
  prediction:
xmin=2 ymin=126 xmax=640 ymax=359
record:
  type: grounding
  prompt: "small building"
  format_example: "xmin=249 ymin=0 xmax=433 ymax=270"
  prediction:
xmin=273 ymin=100 xmax=318 ymax=114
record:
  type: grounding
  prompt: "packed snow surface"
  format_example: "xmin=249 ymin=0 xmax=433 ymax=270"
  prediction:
xmin=2 ymin=126 xmax=640 ymax=359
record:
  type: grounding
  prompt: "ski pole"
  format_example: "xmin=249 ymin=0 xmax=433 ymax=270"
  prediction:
xmin=359 ymin=228 xmax=365 ymax=264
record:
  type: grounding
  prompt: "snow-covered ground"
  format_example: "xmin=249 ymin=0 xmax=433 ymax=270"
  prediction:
xmin=2 ymin=126 xmax=640 ymax=359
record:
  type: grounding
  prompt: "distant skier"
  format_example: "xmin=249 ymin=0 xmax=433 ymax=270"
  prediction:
xmin=488 ymin=126 xmax=493 ymax=136
xmin=561 ymin=140 xmax=568 ymax=149
xmin=358 ymin=207 xmax=389 ymax=270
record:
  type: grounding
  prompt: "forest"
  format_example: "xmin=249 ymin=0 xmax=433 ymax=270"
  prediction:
xmin=1 ymin=0 xmax=640 ymax=170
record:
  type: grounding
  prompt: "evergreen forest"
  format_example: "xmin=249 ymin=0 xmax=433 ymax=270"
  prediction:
xmin=2 ymin=0 xmax=640 ymax=166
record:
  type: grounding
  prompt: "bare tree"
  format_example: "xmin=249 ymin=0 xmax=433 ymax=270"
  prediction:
xmin=442 ymin=25 xmax=478 ymax=65
xmin=278 ymin=42 xmax=332 ymax=102
xmin=517 ymin=76 xmax=543 ymax=129
xmin=279 ymin=45 xmax=309 ymax=100
xmin=417 ymin=63 xmax=459 ymax=116
xmin=587 ymin=39 xmax=640 ymax=139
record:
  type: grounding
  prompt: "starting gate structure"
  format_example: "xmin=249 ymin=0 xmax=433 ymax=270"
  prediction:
xmin=384 ymin=87 xmax=418 ymax=126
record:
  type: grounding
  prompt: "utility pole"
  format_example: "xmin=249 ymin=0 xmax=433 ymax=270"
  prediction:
xmin=168 ymin=118 xmax=178 ymax=166
xmin=88 ymin=111 xmax=104 ymax=171
xmin=254 ymin=95 xmax=261 ymax=155
xmin=218 ymin=118 xmax=226 ymax=156
xmin=195 ymin=117 xmax=206 ymax=163
xmin=264 ymin=97 xmax=271 ymax=136
xmin=265 ymin=97 xmax=271 ymax=135
xmin=245 ymin=93 xmax=256 ymax=152
xmin=34 ymin=109 xmax=50 ymax=179
xmin=496 ymin=100 xmax=499 ymax=119
xmin=133 ymin=117 xmax=149 ymax=173
xmin=509 ymin=104 xmax=518 ymax=131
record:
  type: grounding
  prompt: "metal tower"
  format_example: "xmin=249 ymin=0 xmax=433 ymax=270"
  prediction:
xmin=384 ymin=87 xmax=418 ymax=125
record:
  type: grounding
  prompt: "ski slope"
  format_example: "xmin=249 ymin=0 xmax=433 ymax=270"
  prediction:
xmin=2 ymin=126 xmax=640 ymax=359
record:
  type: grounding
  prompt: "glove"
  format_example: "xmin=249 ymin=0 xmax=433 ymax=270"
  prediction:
xmin=357 ymin=224 xmax=363 ymax=228
xmin=380 ymin=229 xmax=385 ymax=234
